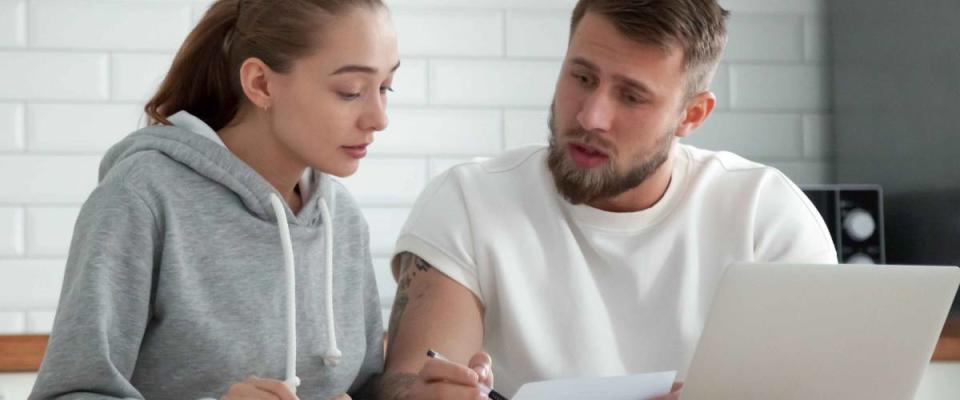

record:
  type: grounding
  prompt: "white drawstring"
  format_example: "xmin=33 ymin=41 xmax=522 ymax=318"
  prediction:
xmin=267 ymin=192 xmax=342 ymax=396
xmin=319 ymin=198 xmax=342 ymax=366
xmin=268 ymin=194 xmax=301 ymax=393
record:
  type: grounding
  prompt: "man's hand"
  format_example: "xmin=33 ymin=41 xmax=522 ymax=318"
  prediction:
xmin=651 ymin=381 xmax=683 ymax=400
xmin=403 ymin=352 xmax=494 ymax=400
xmin=221 ymin=376 xmax=298 ymax=400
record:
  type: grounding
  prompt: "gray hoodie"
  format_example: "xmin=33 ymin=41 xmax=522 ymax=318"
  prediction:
xmin=29 ymin=112 xmax=383 ymax=400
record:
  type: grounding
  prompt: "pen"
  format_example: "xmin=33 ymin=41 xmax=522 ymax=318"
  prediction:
xmin=426 ymin=349 xmax=510 ymax=400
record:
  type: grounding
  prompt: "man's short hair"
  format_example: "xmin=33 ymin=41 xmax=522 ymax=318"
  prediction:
xmin=571 ymin=0 xmax=730 ymax=98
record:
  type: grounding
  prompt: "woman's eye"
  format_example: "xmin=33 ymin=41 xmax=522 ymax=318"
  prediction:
xmin=380 ymin=86 xmax=394 ymax=94
xmin=338 ymin=92 xmax=362 ymax=100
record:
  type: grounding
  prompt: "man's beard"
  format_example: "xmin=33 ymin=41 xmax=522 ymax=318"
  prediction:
xmin=546 ymin=108 xmax=675 ymax=205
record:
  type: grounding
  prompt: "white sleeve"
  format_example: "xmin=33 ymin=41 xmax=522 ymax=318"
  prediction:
xmin=753 ymin=170 xmax=839 ymax=263
xmin=392 ymin=170 xmax=484 ymax=302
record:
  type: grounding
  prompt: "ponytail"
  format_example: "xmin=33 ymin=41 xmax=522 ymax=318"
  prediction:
xmin=145 ymin=0 xmax=241 ymax=130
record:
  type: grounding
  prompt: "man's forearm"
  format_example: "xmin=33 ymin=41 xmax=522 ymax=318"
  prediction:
xmin=357 ymin=372 xmax=417 ymax=400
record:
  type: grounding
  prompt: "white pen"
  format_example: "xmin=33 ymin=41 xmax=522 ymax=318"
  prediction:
xmin=426 ymin=349 xmax=510 ymax=400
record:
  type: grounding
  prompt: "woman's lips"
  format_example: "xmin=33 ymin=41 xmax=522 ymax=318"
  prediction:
xmin=342 ymin=144 xmax=368 ymax=159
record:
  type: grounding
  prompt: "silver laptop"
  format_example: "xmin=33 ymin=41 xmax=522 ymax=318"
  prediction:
xmin=682 ymin=263 xmax=960 ymax=400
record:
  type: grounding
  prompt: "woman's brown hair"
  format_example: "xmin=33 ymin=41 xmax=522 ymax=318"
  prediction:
xmin=144 ymin=0 xmax=385 ymax=131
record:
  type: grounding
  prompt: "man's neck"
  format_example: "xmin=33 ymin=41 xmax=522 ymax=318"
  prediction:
xmin=587 ymin=155 xmax=675 ymax=213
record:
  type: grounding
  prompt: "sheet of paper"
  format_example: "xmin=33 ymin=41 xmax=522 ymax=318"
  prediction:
xmin=513 ymin=371 xmax=677 ymax=400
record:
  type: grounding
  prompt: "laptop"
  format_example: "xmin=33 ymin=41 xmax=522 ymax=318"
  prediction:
xmin=681 ymin=263 xmax=960 ymax=400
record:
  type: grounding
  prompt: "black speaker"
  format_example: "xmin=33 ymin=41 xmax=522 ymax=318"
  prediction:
xmin=801 ymin=185 xmax=885 ymax=264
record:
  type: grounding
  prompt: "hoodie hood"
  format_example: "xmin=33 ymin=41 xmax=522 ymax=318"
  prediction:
xmin=99 ymin=112 xmax=327 ymax=227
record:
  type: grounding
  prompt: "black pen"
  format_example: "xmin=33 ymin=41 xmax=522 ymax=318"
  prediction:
xmin=426 ymin=349 xmax=510 ymax=400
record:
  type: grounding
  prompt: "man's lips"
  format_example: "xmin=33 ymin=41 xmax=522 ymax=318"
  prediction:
xmin=568 ymin=142 xmax=610 ymax=168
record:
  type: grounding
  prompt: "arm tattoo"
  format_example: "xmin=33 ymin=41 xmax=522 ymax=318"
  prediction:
xmin=387 ymin=252 xmax=434 ymax=354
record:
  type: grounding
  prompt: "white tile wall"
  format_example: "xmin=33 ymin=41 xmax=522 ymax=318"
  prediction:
xmin=0 ymin=0 xmax=832 ymax=334
xmin=393 ymin=10 xmax=503 ymax=56
xmin=0 ymin=0 xmax=26 ymax=48
xmin=0 ymin=103 xmax=25 ymax=152
xmin=27 ymin=104 xmax=144 ymax=153
xmin=0 ymin=311 xmax=26 ymax=335
xmin=111 ymin=53 xmax=175 ymax=102
xmin=26 ymin=207 xmax=81 ymax=257
xmin=431 ymin=60 xmax=561 ymax=106
xmin=0 ymin=260 xmax=65 ymax=310
xmin=731 ymin=65 xmax=829 ymax=111
xmin=376 ymin=109 xmax=503 ymax=155
xmin=0 ymin=52 xmax=109 ymax=100
xmin=28 ymin=0 xmax=193 ymax=51
xmin=0 ymin=208 xmax=25 ymax=257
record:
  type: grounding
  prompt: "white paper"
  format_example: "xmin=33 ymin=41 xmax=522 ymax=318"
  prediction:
xmin=512 ymin=371 xmax=677 ymax=400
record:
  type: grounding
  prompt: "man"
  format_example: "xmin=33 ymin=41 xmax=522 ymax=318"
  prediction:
xmin=377 ymin=1 xmax=838 ymax=399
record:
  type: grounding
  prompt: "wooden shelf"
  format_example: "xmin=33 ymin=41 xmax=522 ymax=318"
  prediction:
xmin=0 ymin=335 xmax=48 ymax=372
xmin=932 ymin=317 xmax=960 ymax=361
xmin=3 ymin=318 xmax=959 ymax=371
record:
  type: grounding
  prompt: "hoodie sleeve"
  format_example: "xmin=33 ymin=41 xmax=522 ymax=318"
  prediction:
xmin=29 ymin=181 xmax=160 ymax=400
xmin=349 ymin=222 xmax=385 ymax=396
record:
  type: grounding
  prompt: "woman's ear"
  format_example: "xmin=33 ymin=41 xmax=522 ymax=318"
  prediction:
xmin=675 ymin=91 xmax=717 ymax=138
xmin=238 ymin=57 xmax=274 ymax=110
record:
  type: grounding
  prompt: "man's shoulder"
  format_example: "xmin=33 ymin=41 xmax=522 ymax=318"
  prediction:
xmin=439 ymin=145 xmax=548 ymax=187
xmin=681 ymin=143 xmax=770 ymax=174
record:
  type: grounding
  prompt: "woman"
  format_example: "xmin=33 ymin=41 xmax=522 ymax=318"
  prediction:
xmin=29 ymin=0 xmax=397 ymax=398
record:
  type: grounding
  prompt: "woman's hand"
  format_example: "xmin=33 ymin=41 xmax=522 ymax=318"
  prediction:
xmin=221 ymin=376 xmax=298 ymax=400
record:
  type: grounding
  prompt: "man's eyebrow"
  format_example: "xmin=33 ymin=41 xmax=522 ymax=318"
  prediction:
xmin=614 ymin=74 xmax=654 ymax=96
xmin=570 ymin=57 xmax=654 ymax=95
xmin=331 ymin=60 xmax=402 ymax=75
xmin=570 ymin=57 xmax=598 ymax=71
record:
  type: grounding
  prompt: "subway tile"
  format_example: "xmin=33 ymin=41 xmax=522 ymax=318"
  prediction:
xmin=718 ymin=0 xmax=825 ymax=14
xmin=375 ymin=109 xmax=502 ymax=155
xmin=803 ymin=113 xmax=832 ymax=159
xmin=29 ymin=0 xmax=192 ymax=50
xmin=504 ymin=109 xmax=549 ymax=149
xmin=431 ymin=60 xmax=561 ymax=106
xmin=0 ymin=311 xmax=26 ymax=334
xmin=27 ymin=207 xmax=81 ymax=257
xmin=28 ymin=104 xmax=144 ymax=153
xmin=111 ymin=53 xmax=175 ymax=102
xmin=0 ymin=52 xmax=109 ymax=100
xmin=0 ymin=103 xmax=25 ymax=151
xmin=688 ymin=112 xmax=803 ymax=158
xmin=391 ymin=59 xmax=428 ymax=106
xmin=363 ymin=207 xmax=412 ymax=256
xmin=0 ymin=0 xmax=26 ymax=47
xmin=393 ymin=10 xmax=502 ymax=56
xmin=26 ymin=310 xmax=56 ymax=334
xmin=710 ymin=64 xmax=731 ymax=110
xmin=0 ymin=156 xmax=100 ymax=204
xmin=804 ymin=16 xmax=828 ymax=62
xmin=506 ymin=11 xmax=570 ymax=58
xmin=0 ymin=259 xmax=66 ymax=309
xmin=731 ymin=65 xmax=828 ymax=111
xmin=336 ymin=158 xmax=427 ymax=204
xmin=0 ymin=208 xmax=25 ymax=257
xmin=724 ymin=14 xmax=803 ymax=62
